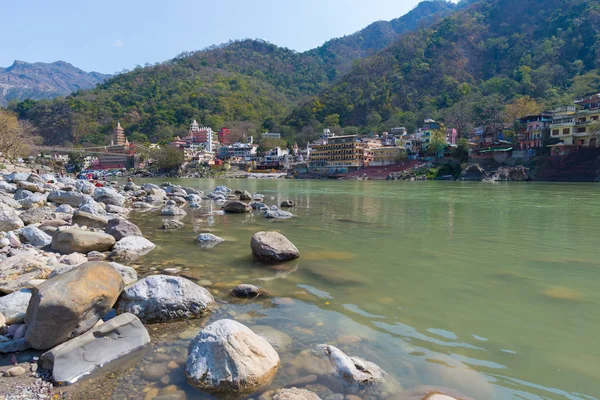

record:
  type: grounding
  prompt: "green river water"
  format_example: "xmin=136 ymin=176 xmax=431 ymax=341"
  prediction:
xmin=83 ymin=179 xmax=600 ymax=400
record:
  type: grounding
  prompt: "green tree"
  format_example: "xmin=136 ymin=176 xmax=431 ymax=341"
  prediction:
xmin=324 ymin=114 xmax=340 ymax=127
xmin=366 ymin=111 xmax=382 ymax=129
xmin=155 ymin=146 xmax=184 ymax=171
xmin=428 ymin=130 xmax=447 ymax=155
xmin=451 ymin=138 xmax=469 ymax=162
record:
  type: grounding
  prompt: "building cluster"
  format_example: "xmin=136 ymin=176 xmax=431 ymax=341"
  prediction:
xmin=468 ymin=93 xmax=600 ymax=160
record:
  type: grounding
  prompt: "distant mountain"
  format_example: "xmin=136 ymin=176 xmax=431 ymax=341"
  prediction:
xmin=12 ymin=1 xmax=462 ymax=145
xmin=0 ymin=60 xmax=109 ymax=106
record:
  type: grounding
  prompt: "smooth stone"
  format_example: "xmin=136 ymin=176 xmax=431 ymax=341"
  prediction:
xmin=41 ymin=313 xmax=150 ymax=385
xmin=280 ymin=200 xmax=294 ymax=208
xmin=116 ymin=275 xmax=215 ymax=323
xmin=6 ymin=366 xmax=26 ymax=377
xmin=47 ymin=190 xmax=90 ymax=207
xmin=112 ymin=236 xmax=156 ymax=257
xmin=0 ymin=337 xmax=31 ymax=353
xmin=261 ymin=388 xmax=321 ymax=400
xmin=51 ymin=229 xmax=116 ymax=254
xmin=0 ymin=289 xmax=31 ymax=324
xmin=231 ymin=284 xmax=260 ymax=298
xmin=161 ymin=220 xmax=184 ymax=230
xmin=142 ymin=363 xmax=168 ymax=382
xmin=25 ymin=261 xmax=124 ymax=350
xmin=251 ymin=231 xmax=300 ymax=263
xmin=72 ymin=211 xmax=109 ymax=229
xmin=93 ymin=187 xmax=125 ymax=207
xmin=105 ymin=218 xmax=143 ymax=241
xmin=185 ymin=319 xmax=280 ymax=395
xmin=223 ymin=201 xmax=252 ymax=213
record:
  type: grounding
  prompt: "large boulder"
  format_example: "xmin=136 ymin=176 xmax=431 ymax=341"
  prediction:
xmin=72 ymin=211 xmax=109 ymax=229
xmin=105 ymin=218 xmax=142 ymax=241
xmin=251 ymin=231 xmax=299 ymax=263
xmin=116 ymin=275 xmax=215 ymax=323
xmin=239 ymin=190 xmax=252 ymax=201
xmin=93 ymin=187 xmax=125 ymax=207
xmin=47 ymin=190 xmax=89 ymax=207
xmin=4 ymin=172 xmax=29 ymax=183
xmin=0 ymin=254 xmax=54 ymax=294
xmin=112 ymin=236 xmax=155 ymax=257
xmin=40 ymin=313 xmax=150 ymax=385
xmin=0 ymin=181 xmax=17 ymax=193
xmin=19 ymin=192 xmax=48 ymax=209
xmin=142 ymin=183 xmax=167 ymax=198
xmin=19 ymin=206 xmax=49 ymax=225
xmin=78 ymin=198 xmax=106 ymax=216
xmin=186 ymin=319 xmax=280 ymax=395
xmin=20 ymin=226 xmax=53 ymax=247
xmin=25 ymin=261 xmax=124 ymax=350
xmin=0 ymin=209 xmax=24 ymax=231
xmin=0 ymin=289 xmax=32 ymax=324
xmin=74 ymin=180 xmax=96 ymax=195
xmin=51 ymin=229 xmax=116 ymax=254
xmin=223 ymin=201 xmax=252 ymax=213
xmin=17 ymin=181 xmax=45 ymax=193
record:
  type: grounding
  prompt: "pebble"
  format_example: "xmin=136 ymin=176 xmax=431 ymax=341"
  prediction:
xmin=142 ymin=364 xmax=168 ymax=382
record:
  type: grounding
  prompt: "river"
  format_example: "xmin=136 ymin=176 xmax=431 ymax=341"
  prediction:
xmin=79 ymin=179 xmax=600 ymax=400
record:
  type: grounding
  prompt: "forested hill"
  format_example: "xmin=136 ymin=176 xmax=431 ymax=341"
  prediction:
xmin=287 ymin=0 xmax=600 ymax=133
xmin=0 ymin=61 xmax=108 ymax=106
xmin=10 ymin=0 xmax=460 ymax=146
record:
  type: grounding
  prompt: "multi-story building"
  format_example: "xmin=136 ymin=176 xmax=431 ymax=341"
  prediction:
xmin=218 ymin=128 xmax=231 ymax=145
xmin=370 ymin=147 xmax=403 ymax=166
xmin=518 ymin=113 xmax=553 ymax=150
xmin=573 ymin=94 xmax=600 ymax=147
xmin=549 ymin=106 xmax=577 ymax=147
xmin=180 ymin=120 xmax=214 ymax=152
xmin=417 ymin=119 xmax=442 ymax=151
xmin=309 ymin=135 xmax=368 ymax=170
xmin=217 ymin=137 xmax=257 ymax=161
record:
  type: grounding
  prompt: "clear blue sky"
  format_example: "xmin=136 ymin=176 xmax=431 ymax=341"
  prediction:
xmin=2 ymin=0 xmax=436 ymax=74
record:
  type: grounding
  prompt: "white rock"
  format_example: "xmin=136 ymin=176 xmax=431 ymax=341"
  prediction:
xmin=112 ymin=236 xmax=155 ymax=257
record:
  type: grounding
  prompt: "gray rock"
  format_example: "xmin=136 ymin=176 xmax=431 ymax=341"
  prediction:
xmin=240 ymin=190 xmax=252 ymax=201
xmin=161 ymin=205 xmax=186 ymax=216
xmin=14 ymin=189 xmax=33 ymax=200
xmin=19 ymin=207 xmax=49 ymax=225
xmin=251 ymin=231 xmax=300 ymax=263
xmin=264 ymin=209 xmax=294 ymax=219
xmin=20 ymin=226 xmax=52 ymax=247
xmin=116 ymin=275 xmax=215 ymax=323
xmin=311 ymin=344 xmax=388 ymax=394
xmin=0 ymin=254 xmax=54 ymax=294
xmin=161 ymin=220 xmax=185 ymax=230
xmin=17 ymin=181 xmax=45 ymax=193
xmin=93 ymin=187 xmax=125 ymax=207
xmin=78 ymin=198 xmax=106 ymax=216
xmin=40 ymin=313 xmax=150 ymax=385
xmin=0 ymin=181 xmax=17 ymax=193
xmin=112 ymin=236 xmax=155 ymax=257
xmin=19 ymin=192 xmax=48 ymax=209
xmin=142 ymin=363 xmax=168 ymax=382
xmin=4 ymin=172 xmax=30 ymax=183
xmin=74 ymin=180 xmax=96 ymax=195
xmin=105 ymin=204 xmax=128 ymax=215
xmin=0 ymin=338 xmax=31 ymax=353
xmin=0 ymin=209 xmax=24 ymax=231
xmin=231 ymin=284 xmax=260 ymax=298
xmin=105 ymin=218 xmax=142 ymax=241
xmin=223 ymin=201 xmax=252 ymax=213
xmin=25 ymin=261 xmax=124 ymax=350
xmin=250 ymin=202 xmax=267 ymax=210
xmin=51 ymin=229 xmax=116 ymax=254
xmin=47 ymin=190 xmax=90 ymax=207
xmin=55 ymin=204 xmax=74 ymax=214
xmin=280 ymin=200 xmax=294 ymax=208
xmin=0 ymin=289 xmax=31 ymax=324
xmin=72 ymin=211 xmax=108 ymax=228
xmin=196 ymin=233 xmax=224 ymax=248
xmin=58 ymin=253 xmax=88 ymax=266
xmin=142 ymin=183 xmax=167 ymax=197
xmin=185 ymin=319 xmax=280 ymax=395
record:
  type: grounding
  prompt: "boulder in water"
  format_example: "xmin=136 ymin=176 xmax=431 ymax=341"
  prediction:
xmin=251 ymin=231 xmax=299 ymax=263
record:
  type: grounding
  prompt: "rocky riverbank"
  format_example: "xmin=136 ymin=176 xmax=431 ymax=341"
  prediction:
xmin=0 ymin=161 xmax=469 ymax=400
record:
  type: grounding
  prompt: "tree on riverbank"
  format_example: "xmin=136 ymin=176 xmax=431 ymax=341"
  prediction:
xmin=154 ymin=146 xmax=184 ymax=171
xmin=0 ymin=109 xmax=36 ymax=158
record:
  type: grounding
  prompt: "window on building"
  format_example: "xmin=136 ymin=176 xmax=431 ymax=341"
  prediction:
xmin=577 ymin=127 xmax=587 ymax=133
xmin=552 ymin=129 xmax=559 ymax=136
xmin=592 ymin=116 xmax=599 ymax=121
xmin=563 ymin=128 xmax=570 ymax=135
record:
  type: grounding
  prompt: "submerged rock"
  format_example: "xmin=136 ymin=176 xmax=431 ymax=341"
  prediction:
xmin=40 ymin=313 xmax=150 ymax=385
xmin=251 ymin=231 xmax=300 ymax=263
xmin=161 ymin=219 xmax=185 ymax=230
xmin=185 ymin=319 xmax=280 ymax=395
xmin=25 ymin=261 xmax=124 ymax=350
xmin=116 ymin=275 xmax=215 ymax=323
xmin=196 ymin=233 xmax=224 ymax=248
xmin=231 ymin=284 xmax=261 ymax=299
xmin=260 ymin=388 xmax=321 ymax=400
xmin=280 ymin=200 xmax=294 ymax=208
xmin=223 ymin=201 xmax=252 ymax=213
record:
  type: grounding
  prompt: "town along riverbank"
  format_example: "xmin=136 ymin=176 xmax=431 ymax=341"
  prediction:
xmin=2 ymin=175 xmax=600 ymax=399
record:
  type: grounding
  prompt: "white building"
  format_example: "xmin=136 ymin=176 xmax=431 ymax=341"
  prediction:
xmin=262 ymin=132 xmax=281 ymax=139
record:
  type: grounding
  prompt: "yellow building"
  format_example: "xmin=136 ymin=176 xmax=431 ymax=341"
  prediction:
xmin=549 ymin=106 xmax=576 ymax=145
xmin=309 ymin=135 xmax=368 ymax=169
xmin=370 ymin=147 xmax=403 ymax=166
xmin=573 ymin=94 xmax=600 ymax=147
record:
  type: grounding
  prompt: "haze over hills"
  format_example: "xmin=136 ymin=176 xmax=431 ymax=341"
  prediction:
xmin=10 ymin=0 xmax=600 ymax=147
xmin=0 ymin=60 xmax=109 ymax=106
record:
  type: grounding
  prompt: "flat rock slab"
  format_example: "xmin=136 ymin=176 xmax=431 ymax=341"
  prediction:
xmin=41 ymin=313 xmax=150 ymax=385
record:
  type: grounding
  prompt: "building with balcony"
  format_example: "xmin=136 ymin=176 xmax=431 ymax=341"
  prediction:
xmin=309 ymin=135 xmax=369 ymax=172
xmin=518 ymin=113 xmax=553 ymax=150
xmin=217 ymin=137 xmax=258 ymax=162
